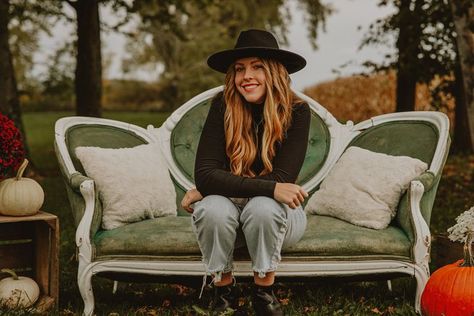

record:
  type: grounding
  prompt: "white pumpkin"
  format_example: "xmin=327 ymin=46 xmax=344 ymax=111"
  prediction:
xmin=0 ymin=269 xmax=40 ymax=308
xmin=0 ymin=159 xmax=44 ymax=216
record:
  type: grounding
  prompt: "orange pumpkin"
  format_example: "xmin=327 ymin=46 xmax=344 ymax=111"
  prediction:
xmin=421 ymin=232 xmax=474 ymax=315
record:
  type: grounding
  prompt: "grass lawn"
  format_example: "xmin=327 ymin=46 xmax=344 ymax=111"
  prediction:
xmin=1 ymin=111 xmax=472 ymax=315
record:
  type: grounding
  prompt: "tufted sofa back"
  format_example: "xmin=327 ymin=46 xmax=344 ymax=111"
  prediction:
xmin=349 ymin=121 xmax=438 ymax=164
xmin=65 ymin=125 xmax=148 ymax=176
xmin=169 ymin=95 xmax=331 ymax=216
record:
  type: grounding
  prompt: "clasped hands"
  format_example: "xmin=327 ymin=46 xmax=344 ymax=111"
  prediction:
xmin=181 ymin=183 xmax=308 ymax=214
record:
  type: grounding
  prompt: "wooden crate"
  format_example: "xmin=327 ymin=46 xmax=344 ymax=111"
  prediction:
xmin=0 ymin=211 xmax=59 ymax=311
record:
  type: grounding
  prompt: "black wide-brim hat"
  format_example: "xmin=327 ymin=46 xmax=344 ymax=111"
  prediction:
xmin=207 ymin=29 xmax=306 ymax=74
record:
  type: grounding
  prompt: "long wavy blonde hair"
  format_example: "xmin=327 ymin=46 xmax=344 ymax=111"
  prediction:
xmin=223 ymin=58 xmax=298 ymax=177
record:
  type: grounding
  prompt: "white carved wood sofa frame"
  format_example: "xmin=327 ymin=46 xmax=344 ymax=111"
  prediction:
xmin=54 ymin=86 xmax=450 ymax=315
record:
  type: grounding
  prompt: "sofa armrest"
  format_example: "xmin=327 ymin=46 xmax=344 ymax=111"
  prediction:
xmin=69 ymin=172 xmax=92 ymax=192
xmin=67 ymin=172 xmax=103 ymax=245
xmin=396 ymin=171 xmax=438 ymax=242
xmin=395 ymin=171 xmax=441 ymax=273
xmin=412 ymin=171 xmax=436 ymax=192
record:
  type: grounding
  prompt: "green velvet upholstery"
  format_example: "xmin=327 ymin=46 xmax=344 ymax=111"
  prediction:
xmin=286 ymin=215 xmax=411 ymax=259
xmin=395 ymin=171 xmax=437 ymax=243
xmin=67 ymin=172 xmax=104 ymax=240
xmin=171 ymin=100 xmax=211 ymax=184
xmin=54 ymin=101 xmax=450 ymax=316
xmin=296 ymin=111 xmax=330 ymax=185
xmin=172 ymin=177 xmax=188 ymax=216
xmin=171 ymin=100 xmax=211 ymax=215
xmin=93 ymin=214 xmax=410 ymax=261
xmin=55 ymin=140 xmax=103 ymax=239
xmin=66 ymin=125 xmax=148 ymax=174
xmin=57 ymin=115 xmax=443 ymax=263
xmin=63 ymin=124 xmax=149 ymax=237
xmin=170 ymin=97 xmax=331 ymax=215
xmin=348 ymin=121 xmax=440 ymax=241
xmin=349 ymin=121 xmax=438 ymax=164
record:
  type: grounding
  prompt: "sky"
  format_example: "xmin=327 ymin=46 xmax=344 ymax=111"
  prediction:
xmin=284 ymin=0 xmax=396 ymax=90
xmin=36 ymin=0 xmax=396 ymax=91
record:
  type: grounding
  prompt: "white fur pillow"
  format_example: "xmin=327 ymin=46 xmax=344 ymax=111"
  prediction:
xmin=305 ymin=146 xmax=428 ymax=229
xmin=75 ymin=144 xmax=177 ymax=230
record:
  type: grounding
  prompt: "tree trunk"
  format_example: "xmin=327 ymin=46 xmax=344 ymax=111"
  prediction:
xmin=453 ymin=59 xmax=471 ymax=153
xmin=73 ymin=0 xmax=102 ymax=117
xmin=395 ymin=0 xmax=421 ymax=112
xmin=0 ymin=0 xmax=30 ymax=157
xmin=450 ymin=0 xmax=474 ymax=153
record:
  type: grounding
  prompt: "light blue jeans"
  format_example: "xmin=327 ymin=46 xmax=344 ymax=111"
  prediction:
xmin=191 ymin=195 xmax=307 ymax=282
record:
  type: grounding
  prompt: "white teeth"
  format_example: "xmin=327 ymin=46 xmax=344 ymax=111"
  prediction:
xmin=243 ymin=84 xmax=258 ymax=91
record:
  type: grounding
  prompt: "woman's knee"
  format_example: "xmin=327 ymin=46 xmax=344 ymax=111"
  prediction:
xmin=240 ymin=196 xmax=286 ymax=226
xmin=193 ymin=195 xmax=240 ymax=226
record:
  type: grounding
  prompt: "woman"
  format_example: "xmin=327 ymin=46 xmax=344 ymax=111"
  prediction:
xmin=182 ymin=29 xmax=310 ymax=316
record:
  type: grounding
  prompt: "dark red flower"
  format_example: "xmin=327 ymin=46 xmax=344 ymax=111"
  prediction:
xmin=0 ymin=113 xmax=25 ymax=179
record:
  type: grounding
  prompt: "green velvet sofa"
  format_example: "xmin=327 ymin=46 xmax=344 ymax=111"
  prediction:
xmin=54 ymin=86 xmax=450 ymax=315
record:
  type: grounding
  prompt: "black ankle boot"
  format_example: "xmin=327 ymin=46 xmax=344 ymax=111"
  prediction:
xmin=252 ymin=285 xmax=283 ymax=316
xmin=211 ymin=284 xmax=240 ymax=315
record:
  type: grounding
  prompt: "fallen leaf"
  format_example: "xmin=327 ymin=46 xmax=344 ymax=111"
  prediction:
xmin=146 ymin=309 xmax=159 ymax=316
xmin=371 ymin=307 xmax=383 ymax=315
xmin=303 ymin=306 xmax=315 ymax=313
xmin=171 ymin=284 xmax=190 ymax=296
xmin=60 ymin=309 xmax=75 ymax=316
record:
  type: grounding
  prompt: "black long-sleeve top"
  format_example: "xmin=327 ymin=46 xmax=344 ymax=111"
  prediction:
xmin=194 ymin=92 xmax=311 ymax=198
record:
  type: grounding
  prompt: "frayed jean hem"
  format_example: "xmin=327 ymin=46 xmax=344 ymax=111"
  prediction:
xmin=254 ymin=217 xmax=288 ymax=278
xmin=191 ymin=195 xmax=306 ymax=284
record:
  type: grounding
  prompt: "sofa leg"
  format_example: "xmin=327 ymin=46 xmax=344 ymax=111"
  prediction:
xmin=113 ymin=281 xmax=118 ymax=294
xmin=78 ymin=264 xmax=95 ymax=316
xmin=413 ymin=266 xmax=429 ymax=314
xmin=386 ymin=280 xmax=392 ymax=292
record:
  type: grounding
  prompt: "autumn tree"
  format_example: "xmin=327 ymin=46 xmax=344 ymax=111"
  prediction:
xmin=450 ymin=0 xmax=474 ymax=152
xmin=394 ymin=0 xmax=422 ymax=112
xmin=123 ymin=0 xmax=331 ymax=109
xmin=0 ymin=1 xmax=21 ymax=126
xmin=0 ymin=1 xmax=59 ymax=159
xmin=361 ymin=0 xmax=472 ymax=153
xmin=63 ymin=0 xmax=102 ymax=117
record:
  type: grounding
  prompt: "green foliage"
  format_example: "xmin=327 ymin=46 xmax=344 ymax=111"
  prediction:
xmin=7 ymin=0 xmax=331 ymax=112
xmin=103 ymin=79 xmax=164 ymax=111
xmin=28 ymin=41 xmax=76 ymax=111
xmin=18 ymin=40 xmax=75 ymax=111
xmin=41 ymin=42 xmax=75 ymax=98
xmin=123 ymin=0 xmax=330 ymax=109
xmin=360 ymin=0 xmax=457 ymax=110
xmin=297 ymin=0 xmax=333 ymax=49
xmin=8 ymin=0 xmax=63 ymax=91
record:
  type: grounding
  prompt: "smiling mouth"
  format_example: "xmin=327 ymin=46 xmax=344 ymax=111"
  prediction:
xmin=241 ymin=84 xmax=259 ymax=92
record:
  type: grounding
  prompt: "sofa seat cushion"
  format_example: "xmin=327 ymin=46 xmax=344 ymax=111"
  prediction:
xmin=284 ymin=215 xmax=411 ymax=259
xmin=94 ymin=216 xmax=199 ymax=259
xmin=93 ymin=214 xmax=411 ymax=260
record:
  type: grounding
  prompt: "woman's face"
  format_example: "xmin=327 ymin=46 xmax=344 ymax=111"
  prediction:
xmin=234 ymin=57 xmax=267 ymax=104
